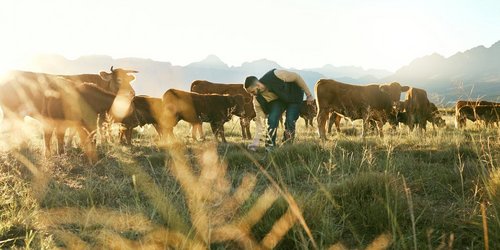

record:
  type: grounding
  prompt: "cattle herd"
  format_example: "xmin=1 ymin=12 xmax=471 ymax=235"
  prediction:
xmin=0 ymin=67 xmax=499 ymax=162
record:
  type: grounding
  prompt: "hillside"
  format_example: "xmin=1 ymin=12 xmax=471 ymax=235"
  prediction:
xmin=384 ymin=41 xmax=500 ymax=104
xmin=16 ymin=40 xmax=500 ymax=104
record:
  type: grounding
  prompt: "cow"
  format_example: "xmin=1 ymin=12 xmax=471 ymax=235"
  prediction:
xmin=327 ymin=112 xmax=382 ymax=135
xmin=190 ymin=80 xmax=255 ymax=139
xmin=455 ymin=100 xmax=500 ymax=128
xmin=299 ymin=100 xmax=317 ymax=128
xmin=0 ymin=67 xmax=138 ymax=134
xmin=315 ymin=80 xmax=409 ymax=139
xmin=43 ymin=82 xmax=135 ymax=162
xmin=389 ymin=102 xmax=445 ymax=130
xmin=403 ymin=87 xmax=445 ymax=132
xmin=457 ymin=103 xmax=500 ymax=128
xmin=474 ymin=105 xmax=500 ymax=127
xmin=160 ymin=89 xmax=246 ymax=143
xmin=120 ymin=95 xmax=163 ymax=144
xmin=429 ymin=103 xmax=446 ymax=128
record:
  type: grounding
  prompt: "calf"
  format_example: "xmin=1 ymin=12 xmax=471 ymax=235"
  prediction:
xmin=44 ymin=82 xmax=133 ymax=161
xmin=458 ymin=104 xmax=500 ymax=128
xmin=315 ymin=80 xmax=408 ymax=139
xmin=299 ymin=100 xmax=317 ymax=127
xmin=190 ymin=80 xmax=255 ymax=139
xmin=120 ymin=95 xmax=163 ymax=144
xmin=455 ymin=100 xmax=500 ymax=128
xmin=390 ymin=102 xmax=445 ymax=130
xmin=404 ymin=88 xmax=445 ymax=132
xmin=161 ymin=89 xmax=245 ymax=143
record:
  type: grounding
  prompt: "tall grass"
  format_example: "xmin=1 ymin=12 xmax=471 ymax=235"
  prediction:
xmin=0 ymin=116 xmax=498 ymax=249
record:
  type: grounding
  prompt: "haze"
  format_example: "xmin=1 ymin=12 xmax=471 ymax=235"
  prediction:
xmin=1 ymin=0 xmax=499 ymax=73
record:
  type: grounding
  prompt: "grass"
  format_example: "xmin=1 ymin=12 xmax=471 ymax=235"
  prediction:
xmin=0 ymin=116 xmax=499 ymax=249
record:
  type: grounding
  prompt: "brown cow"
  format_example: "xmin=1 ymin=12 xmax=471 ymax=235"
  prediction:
xmin=327 ymin=113 xmax=381 ymax=134
xmin=0 ymin=67 xmax=138 ymax=148
xmin=457 ymin=103 xmax=500 ymax=128
xmin=389 ymin=102 xmax=445 ymax=130
xmin=315 ymin=80 xmax=409 ymax=139
xmin=160 ymin=89 xmax=245 ymax=143
xmin=120 ymin=95 xmax=163 ymax=144
xmin=474 ymin=105 xmax=500 ymax=127
xmin=404 ymin=87 xmax=445 ymax=132
xmin=190 ymin=80 xmax=255 ymax=139
xmin=455 ymin=100 xmax=500 ymax=128
xmin=44 ymin=82 xmax=134 ymax=161
xmin=0 ymin=67 xmax=137 ymax=125
xmin=299 ymin=100 xmax=317 ymax=127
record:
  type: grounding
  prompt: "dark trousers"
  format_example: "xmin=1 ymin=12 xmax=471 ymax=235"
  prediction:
xmin=266 ymin=101 xmax=301 ymax=147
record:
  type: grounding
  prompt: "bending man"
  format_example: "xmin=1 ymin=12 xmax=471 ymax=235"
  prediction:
xmin=244 ymin=69 xmax=314 ymax=151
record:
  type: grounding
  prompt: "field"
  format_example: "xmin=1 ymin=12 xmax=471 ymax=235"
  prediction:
xmin=0 ymin=115 xmax=499 ymax=249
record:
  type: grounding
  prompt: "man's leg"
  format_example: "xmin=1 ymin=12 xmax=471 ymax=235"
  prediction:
xmin=283 ymin=103 xmax=301 ymax=143
xmin=266 ymin=101 xmax=284 ymax=148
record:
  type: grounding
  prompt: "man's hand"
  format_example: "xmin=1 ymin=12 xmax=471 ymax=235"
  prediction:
xmin=306 ymin=94 xmax=315 ymax=105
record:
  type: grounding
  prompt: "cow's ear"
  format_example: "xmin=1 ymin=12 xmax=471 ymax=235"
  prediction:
xmin=99 ymin=71 xmax=113 ymax=81
xmin=401 ymin=86 xmax=410 ymax=92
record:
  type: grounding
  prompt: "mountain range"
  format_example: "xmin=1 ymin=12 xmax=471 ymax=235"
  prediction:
xmin=18 ymin=40 xmax=500 ymax=106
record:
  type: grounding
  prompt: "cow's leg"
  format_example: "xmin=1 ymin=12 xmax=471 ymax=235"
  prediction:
xmin=317 ymin=108 xmax=329 ymax=140
xmin=162 ymin=127 xmax=175 ymax=141
xmin=240 ymin=118 xmax=251 ymax=140
xmin=244 ymin=119 xmax=252 ymax=139
xmin=361 ymin=117 xmax=367 ymax=137
xmin=239 ymin=118 xmax=246 ymax=139
xmin=118 ymin=127 xmax=126 ymax=144
xmin=124 ymin=126 xmax=133 ymax=145
xmin=190 ymin=124 xmax=197 ymax=140
xmin=190 ymin=123 xmax=203 ymax=141
xmin=158 ymin=110 xmax=179 ymax=143
xmin=153 ymin=124 xmax=162 ymax=138
xmin=56 ymin=125 xmax=66 ymax=155
xmin=198 ymin=123 xmax=205 ymax=140
xmin=408 ymin=114 xmax=415 ymax=132
xmin=327 ymin=114 xmax=334 ymax=134
xmin=418 ymin=119 xmax=426 ymax=134
xmin=327 ymin=113 xmax=341 ymax=134
xmin=210 ymin=122 xmax=226 ymax=143
xmin=43 ymin=126 xmax=53 ymax=158
xmin=65 ymin=127 xmax=76 ymax=148
xmin=376 ymin=120 xmax=384 ymax=137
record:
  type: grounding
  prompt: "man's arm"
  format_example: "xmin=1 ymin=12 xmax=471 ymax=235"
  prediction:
xmin=274 ymin=69 xmax=313 ymax=98
xmin=248 ymin=97 xmax=266 ymax=150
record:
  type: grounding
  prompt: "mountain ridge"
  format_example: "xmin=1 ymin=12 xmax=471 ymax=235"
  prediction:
xmin=14 ymin=40 xmax=500 ymax=104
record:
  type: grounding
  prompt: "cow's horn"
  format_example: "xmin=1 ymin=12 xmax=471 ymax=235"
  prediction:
xmin=110 ymin=66 xmax=114 ymax=72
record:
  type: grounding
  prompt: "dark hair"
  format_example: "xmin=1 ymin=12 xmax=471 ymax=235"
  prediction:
xmin=244 ymin=76 xmax=258 ymax=89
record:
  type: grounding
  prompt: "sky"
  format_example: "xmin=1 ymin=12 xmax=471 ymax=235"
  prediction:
xmin=1 ymin=0 xmax=500 ymax=73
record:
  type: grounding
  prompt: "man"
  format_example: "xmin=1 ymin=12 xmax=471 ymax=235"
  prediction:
xmin=244 ymin=69 xmax=314 ymax=151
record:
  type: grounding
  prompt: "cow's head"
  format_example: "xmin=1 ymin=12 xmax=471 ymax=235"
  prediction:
xmin=433 ymin=116 xmax=446 ymax=128
xmin=308 ymin=100 xmax=318 ymax=116
xmin=228 ymin=94 xmax=246 ymax=117
xmin=243 ymin=95 xmax=256 ymax=118
xmin=379 ymin=82 xmax=410 ymax=103
xmin=99 ymin=66 xmax=138 ymax=96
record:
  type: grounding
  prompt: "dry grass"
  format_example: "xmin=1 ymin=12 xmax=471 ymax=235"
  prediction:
xmin=0 ymin=116 xmax=499 ymax=249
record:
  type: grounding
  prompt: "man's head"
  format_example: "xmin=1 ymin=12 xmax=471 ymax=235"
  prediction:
xmin=244 ymin=76 xmax=265 ymax=95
